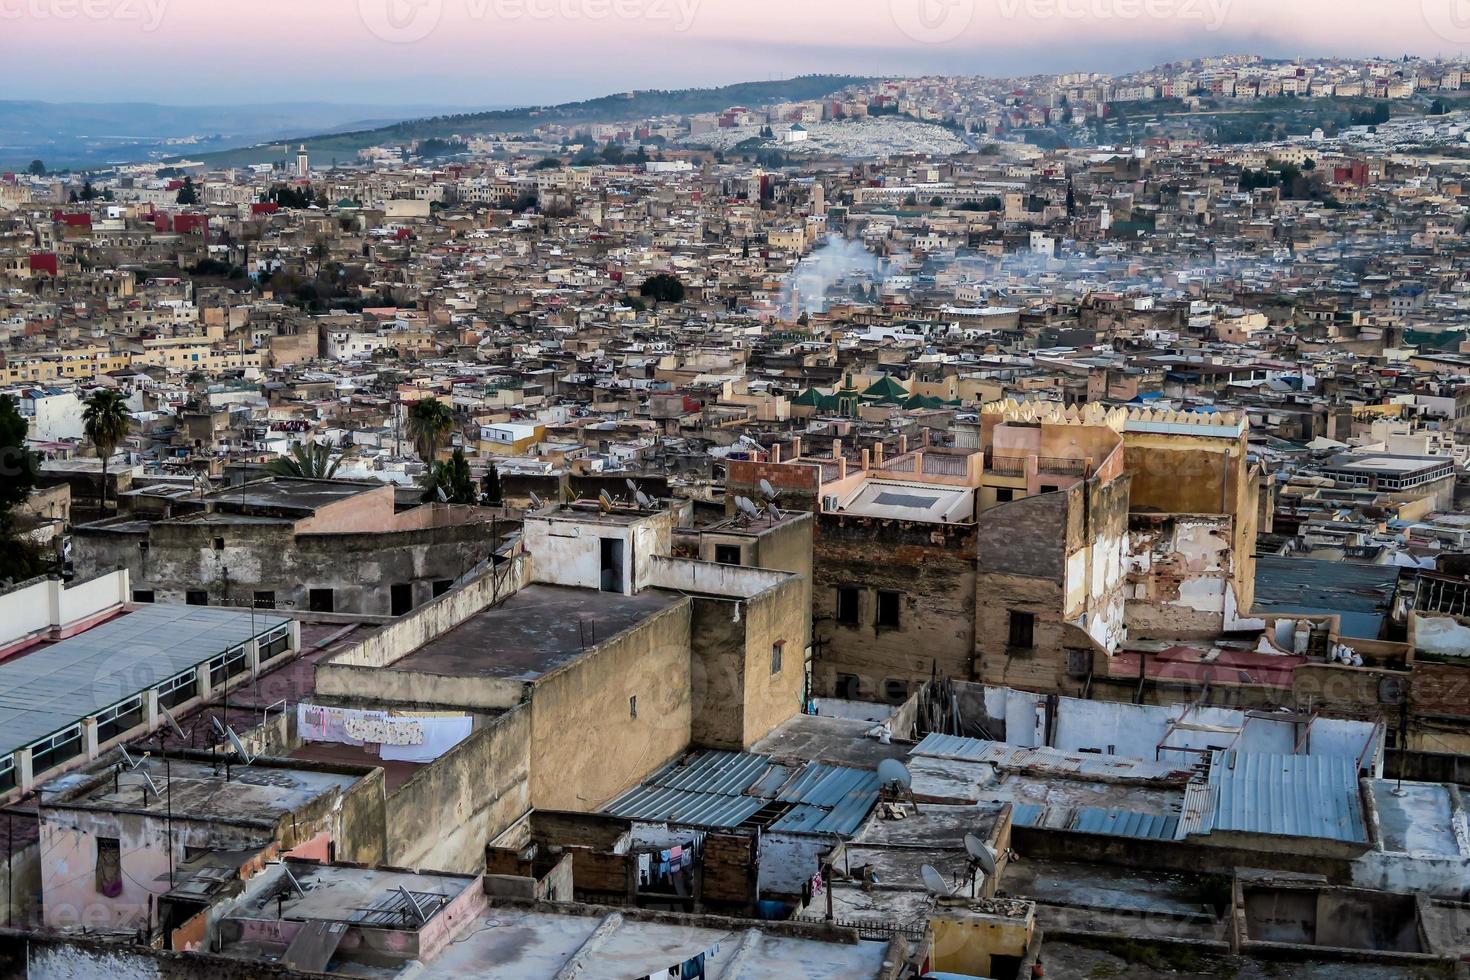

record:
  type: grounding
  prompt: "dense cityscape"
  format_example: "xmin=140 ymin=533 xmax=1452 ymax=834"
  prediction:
xmin=5 ymin=43 xmax=1470 ymax=979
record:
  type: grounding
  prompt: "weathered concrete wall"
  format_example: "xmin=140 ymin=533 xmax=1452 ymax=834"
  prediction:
xmin=739 ymin=581 xmax=807 ymax=748
xmin=386 ymin=707 xmax=531 ymax=873
xmin=812 ymin=514 xmax=977 ymax=699
xmin=1126 ymin=513 xmax=1247 ymax=638
xmin=687 ymin=596 xmax=748 ymax=750
xmin=529 ymin=600 xmax=693 ymax=811
xmin=5 ymin=931 xmax=328 ymax=979
xmin=522 ymin=509 xmax=673 ymax=596
xmin=1063 ymin=474 xmax=1131 ymax=653
xmin=73 ymin=518 xmax=498 ymax=615
xmin=0 ymin=841 xmax=40 ymax=930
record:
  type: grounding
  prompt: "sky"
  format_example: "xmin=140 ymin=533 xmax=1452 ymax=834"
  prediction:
xmin=1 ymin=0 xmax=1468 ymax=106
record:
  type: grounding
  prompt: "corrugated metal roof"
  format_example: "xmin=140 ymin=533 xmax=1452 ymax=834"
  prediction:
xmin=1177 ymin=783 xmax=1216 ymax=840
xmin=1009 ymin=803 xmax=1045 ymax=827
xmin=0 ymin=604 xmax=289 ymax=758
xmin=1070 ymin=807 xmax=1179 ymax=841
xmin=1208 ymin=750 xmax=1367 ymax=844
xmin=601 ymin=750 xmax=879 ymax=834
xmin=912 ymin=734 xmax=1189 ymax=783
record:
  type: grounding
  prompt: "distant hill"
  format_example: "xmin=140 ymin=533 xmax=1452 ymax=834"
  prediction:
xmin=174 ymin=75 xmax=872 ymax=169
xmin=0 ymin=100 xmax=485 ymax=171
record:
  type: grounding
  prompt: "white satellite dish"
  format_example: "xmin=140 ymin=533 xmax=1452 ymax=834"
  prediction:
xmin=758 ymin=478 xmax=779 ymax=501
xmin=921 ymin=864 xmax=954 ymax=898
xmin=877 ymin=758 xmax=912 ymax=792
xmin=635 ymin=490 xmax=654 ymax=509
xmin=964 ymin=833 xmax=997 ymax=875
xmin=528 ymin=490 xmax=545 ymax=509
xmin=735 ymin=496 xmax=762 ymax=521
xmin=224 ymin=726 xmax=257 ymax=765
xmin=625 ymin=478 xmax=639 ymax=496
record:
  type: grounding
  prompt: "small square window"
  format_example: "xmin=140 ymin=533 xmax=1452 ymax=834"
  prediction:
xmin=771 ymin=641 xmax=784 ymax=675
xmin=714 ymin=544 xmax=741 ymax=566
xmin=1008 ymin=610 xmax=1036 ymax=649
xmin=995 ymin=487 xmax=1015 ymax=503
xmin=212 ymin=537 xmax=225 ymax=551
xmin=876 ymin=591 xmax=901 ymax=629
xmin=185 ymin=590 xmax=208 ymax=606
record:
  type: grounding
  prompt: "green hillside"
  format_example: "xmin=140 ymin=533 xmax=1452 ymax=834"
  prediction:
xmin=175 ymin=75 xmax=871 ymax=168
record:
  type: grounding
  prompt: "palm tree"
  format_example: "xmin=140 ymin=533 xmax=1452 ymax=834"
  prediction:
xmin=405 ymin=397 xmax=455 ymax=466
xmin=267 ymin=441 xmax=341 ymax=480
xmin=82 ymin=389 xmax=131 ymax=514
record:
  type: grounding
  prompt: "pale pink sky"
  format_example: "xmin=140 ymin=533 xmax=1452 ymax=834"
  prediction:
xmin=0 ymin=0 xmax=1459 ymax=104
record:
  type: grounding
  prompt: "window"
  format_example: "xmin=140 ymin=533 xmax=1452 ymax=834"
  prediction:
xmin=835 ymin=587 xmax=860 ymax=626
xmin=259 ymin=625 xmax=290 ymax=661
xmin=1008 ymin=610 xmax=1036 ymax=649
xmin=629 ymin=695 xmax=638 ymax=719
xmin=95 ymin=697 xmax=143 ymax=743
xmin=29 ymin=726 xmax=82 ymax=775
xmin=995 ymin=487 xmax=1014 ymax=503
xmin=156 ymin=669 xmax=197 ymax=710
xmin=883 ymin=678 xmax=909 ymax=703
xmin=208 ymin=647 xmax=248 ymax=687
xmin=309 ymin=588 xmax=334 ymax=613
xmin=875 ymin=591 xmax=901 ymax=629
xmin=212 ymin=537 xmax=225 ymax=551
xmin=1039 ymin=484 xmax=1060 ymax=494
xmin=252 ymin=591 xmax=275 ymax=610
xmin=771 ymin=641 xmax=784 ymax=675
xmin=0 ymin=755 xmax=15 ymax=794
xmin=96 ymin=837 xmax=122 ymax=897
xmin=432 ymin=579 xmax=453 ymax=598
xmin=391 ymin=583 xmax=414 ymax=616
xmin=835 ymin=673 xmax=861 ymax=700
xmin=131 ymin=590 xmax=155 ymax=603
xmin=185 ymin=590 xmax=208 ymax=606
xmin=715 ymin=544 xmax=742 ymax=566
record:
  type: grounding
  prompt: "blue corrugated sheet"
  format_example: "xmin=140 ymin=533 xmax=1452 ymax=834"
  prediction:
xmin=1208 ymin=750 xmax=1367 ymax=844
xmin=601 ymin=750 xmax=879 ymax=835
xmin=1009 ymin=803 xmax=1045 ymax=827
xmin=1070 ymin=807 xmax=1179 ymax=841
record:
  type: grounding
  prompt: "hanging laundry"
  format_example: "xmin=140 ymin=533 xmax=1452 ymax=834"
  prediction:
xmin=380 ymin=716 xmax=472 ymax=762
xmin=345 ymin=714 xmax=425 ymax=746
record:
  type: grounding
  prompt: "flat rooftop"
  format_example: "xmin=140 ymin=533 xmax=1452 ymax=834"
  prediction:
xmin=387 ymin=584 xmax=681 ymax=680
xmin=422 ymin=907 xmax=895 ymax=980
xmin=0 ymin=603 xmax=289 ymax=758
xmin=205 ymin=478 xmax=380 ymax=513
xmin=835 ymin=479 xmax=975 ymax=523
xmin=56 ymin=756 xmax=360 ymax=824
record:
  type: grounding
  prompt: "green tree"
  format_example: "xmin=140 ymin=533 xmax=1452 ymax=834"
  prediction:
xmin=0 ymin=395 xmax=39 ymax=516
xmin=481 ymin=461 xmax=503 ymax=505
xmin=176 ymin=176 xmax=199 ymax=205
xmin=405 ymin=397 xmax=455 ymax=466
xmin=423 ymin=448 xmax=476 ymax=504
xmin=27 ymin=159 xmax=45 ymax=176
xmin=533 ymin=157 xmax=562 ymax=169
xmin=0 ymin=395 xmax=45 ymax=583
xmin=81 ymin=389 xmax=131 ymax=514
xmin=639 ymin=272 xmax=685 ymax=307
xmin=267 ymin=441 xmax=341 ymax=480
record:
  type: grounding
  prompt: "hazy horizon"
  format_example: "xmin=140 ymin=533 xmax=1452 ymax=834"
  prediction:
xmin=3 ymin=0 xmax=1469 ymax=106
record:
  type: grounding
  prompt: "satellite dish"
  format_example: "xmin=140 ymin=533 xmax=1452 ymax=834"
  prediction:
xmin=877 ymin=758 xmax=912 ymax=792
xmin=758 ymin=478 xmax=779 ymax=501
xmin=635 ymin=490 xmax=654 ymax=509
xmin=921 ymin=864 xmax=954 ymax=898
xmin=625 ymin=478 xmax=639 ymax=495
xmin=964 ymin=834 xmax=997 ymax=875
xmin=528 ymin=490 xmax=545 ymax=510
xmin=736 ymin=496 xmax=762 ymax=521
xmin=224 ymin=725 xmax=257 ymax=765
xmin=598 ymin=490 xmax=614 ymax=513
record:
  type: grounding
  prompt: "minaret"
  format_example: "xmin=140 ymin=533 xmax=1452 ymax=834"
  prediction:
xmin=296 ymin=145 xmax=310 ymax=179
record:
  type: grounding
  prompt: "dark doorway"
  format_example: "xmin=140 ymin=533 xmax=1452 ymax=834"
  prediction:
xmin=391 ymin=583 xmax=413 ymax=616
xmin=600 ymin=538 xmax=624 ymax=593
